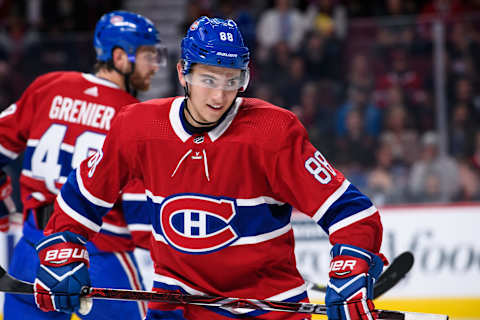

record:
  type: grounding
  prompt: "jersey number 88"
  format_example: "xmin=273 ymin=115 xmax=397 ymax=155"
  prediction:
xmin=304 ymin=150 xmax=336 ymax=184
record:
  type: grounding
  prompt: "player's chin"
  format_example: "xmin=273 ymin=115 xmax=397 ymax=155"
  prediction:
xmin=204 ymin=110 xmax=224 ymax=123
xmin=131 ymin=75 xmax=153 ymax=91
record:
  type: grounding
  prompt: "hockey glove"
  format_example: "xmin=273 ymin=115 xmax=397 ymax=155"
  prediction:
xmin=35 ymin=231 xmax=92 ymax=314
xmin=0 ymin=171 xmax=13 ymax=232
xmin=326 ymin=244 xmax=384 ymax=320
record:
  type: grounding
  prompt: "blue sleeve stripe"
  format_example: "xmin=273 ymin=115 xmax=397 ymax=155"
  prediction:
xmin=312 ymin=180 xmax=351 ymax=222
xmin=58 ymin=169 xmax=112 ymax=230
xmin=0 ymin=153 xmax=12 ymax=167
xmin=75 ymin=168 xmax=114 ymax=208
xmin=99 ymin=228 xmax=132 ymax=239
xmin=328 ymin=205 xmax=377 ymax=234
xmin=57 ymin=192 xmax=101 ymax=233
xmin=100 ymin=222 xmax=130 ymax=235
xmin=317 ymin=183 xmax=374 ymax=234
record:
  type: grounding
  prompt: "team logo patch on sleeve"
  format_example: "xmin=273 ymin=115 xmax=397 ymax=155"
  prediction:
xmin=159 ymin=194 xmax=238 ymax=254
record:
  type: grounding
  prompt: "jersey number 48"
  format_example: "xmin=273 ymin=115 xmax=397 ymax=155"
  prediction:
xmin=30 ymin=124 xmax=105 ymax=193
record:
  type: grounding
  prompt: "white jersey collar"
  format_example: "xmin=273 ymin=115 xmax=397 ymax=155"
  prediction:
xmin=82 ymin=73 xmax=121 ymax=89
xmin=169 ymin=97 xmax=242 ymax=143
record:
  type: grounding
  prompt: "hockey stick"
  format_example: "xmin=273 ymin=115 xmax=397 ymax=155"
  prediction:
xmin=0 ymin=265 xmax=447 ymax=320
xmin=308 ymin=251 xmax=415 ymax=299
xmin=374 ymin=251 xmax=414 ymax=298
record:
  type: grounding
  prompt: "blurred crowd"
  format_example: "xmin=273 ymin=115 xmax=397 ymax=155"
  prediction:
xmin=1 ymin=0 xmax=480 ymax=205
xmin=185 ymin=0 xmax=480 ymax=205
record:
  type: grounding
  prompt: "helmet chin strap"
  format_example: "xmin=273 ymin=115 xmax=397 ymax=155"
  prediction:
xmin=109 ymin=60 xmax=136 ymax=95
xmin=183 ymin=83 xmax=218 ymax=126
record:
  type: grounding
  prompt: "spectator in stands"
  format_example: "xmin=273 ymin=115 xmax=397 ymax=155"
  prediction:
xmin=408 ymin=131 xmax=460 ymax=202
xmin=380 ymin=104 xmax=420 ymax=166
xmin=449 ymin=102 xmax=476 ymax=157
xmin=375 ymin=0 xmax=416 ymax=55
xmin=304 ymin=0 xmax=349 ymax=38
xmin=0 ymin=44 xmax=15 ymax=109
xmin=365 ymin=141 xmax=409 ymax=205
xmin=256 ymin=0 xmax=308 ymax=51
xmin=252 ymin=82 xmax=285 ymax=108
xmin=180 ymin=0 xmax=213 ymax=34
xmin=335 ymin=108 xmax=376 ymax=178
xmin=375 ymin=47 xmax=427 ymax=109
xmin=300 ymin=31 xmax=341 ymax=81
xmin=450 ymin=77 xmax=480 ymax=122
xmin=470 ymin=130 xmax=480 ymax=173
xmin=417 ymin=0 xmax=469 ymax=42
xmin=277 ymin=55 xmax=307 ymax=106
xmin=454 ymin=158 xmax=480 ymax=202
xmin=447 ymin=22 xmax=480 ymax=80
xmin=255 ymin=41 xmax=291 ymax=93
xmin=213 ymin=0 xmax=257 ymax=50
xmin=336 ymin=84 xmax=382 ymax=138
xmin=291 ymin=82 xmax=334 ymax=149
xmin=346 ymin=53 xmax=375 ymax=93
xmin=1 ymin=14 xmax=31 ymax=97
xmin=420 ymin=0 xmax=468 ymax=19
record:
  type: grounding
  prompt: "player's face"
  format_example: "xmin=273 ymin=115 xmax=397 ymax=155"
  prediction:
xmin=179 ymin=63 xmax=241 ymax=126
xmin=129 ymin=46 xmax=161 ymax=91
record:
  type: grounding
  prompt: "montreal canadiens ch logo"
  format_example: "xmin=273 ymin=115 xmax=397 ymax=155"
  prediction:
xmin=160 ymin=195 xmax=238 ymax=254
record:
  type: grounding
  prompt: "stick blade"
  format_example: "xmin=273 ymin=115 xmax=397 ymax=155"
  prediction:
xmin=374 ymin=251 xmax=414 ymax=299
xmin=0 ymin=265 xmax=34 ymax=294
xmin=0 ymin=265 xmax=6 ymax=278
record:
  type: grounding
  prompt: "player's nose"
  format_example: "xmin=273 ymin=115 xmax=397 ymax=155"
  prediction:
xmin=210 ymin=87 xmax=227 ymax=103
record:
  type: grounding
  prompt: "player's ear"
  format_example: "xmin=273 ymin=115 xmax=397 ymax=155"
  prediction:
xmin=177 ymin=61 xmax=187 ymax=87
xmin=112 ymin=48 xmax=129 ymax=73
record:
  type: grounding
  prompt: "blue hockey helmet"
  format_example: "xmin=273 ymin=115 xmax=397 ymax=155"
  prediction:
xmin=181 ymin=16 xmax=250 ymax=91
xmin=94 ymin=11 xmax=163 ymax=64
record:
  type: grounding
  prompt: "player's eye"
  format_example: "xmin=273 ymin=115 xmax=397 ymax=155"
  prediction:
xmin=226 ymin=79 xmax=240 ymax=88
xmin=201 ymin=78 xmax=216 ymax=87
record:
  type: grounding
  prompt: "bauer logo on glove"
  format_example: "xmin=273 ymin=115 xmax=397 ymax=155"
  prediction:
xmin=330 ymin=257 xmax=369 ymax=278
xmin=39 ymin=243 xmax=89 ymax=267
xmin=325 ymin=243 xmax=384 ymax=320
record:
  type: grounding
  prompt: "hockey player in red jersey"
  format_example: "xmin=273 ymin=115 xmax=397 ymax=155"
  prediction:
xmin=0 ymin=11 xmax=165 ymax=320
xmin=34 ymin=16 xmax=387 ymax=320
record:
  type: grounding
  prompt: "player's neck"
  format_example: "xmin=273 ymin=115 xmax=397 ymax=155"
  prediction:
xmin=95 ymin=69 xmax=126 ymax=91
xmin=183 ymin=100 xmax=218 ymax=128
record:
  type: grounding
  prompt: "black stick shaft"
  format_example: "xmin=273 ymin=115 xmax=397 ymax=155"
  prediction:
xmin=0 ymin=265 xmax=447 ymax=320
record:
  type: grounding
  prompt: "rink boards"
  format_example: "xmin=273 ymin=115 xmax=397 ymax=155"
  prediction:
xmin=1 ymin=204 xmax=479 ymax=319
xmin=295 ymin=204 xmax=480 ymax=320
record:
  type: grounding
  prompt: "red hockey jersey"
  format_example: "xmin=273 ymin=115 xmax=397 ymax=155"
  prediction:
xmin=0 ymin=71 xmax=149 ymax=251
xmin=46 ymin=96 xmax=383 ymax=318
